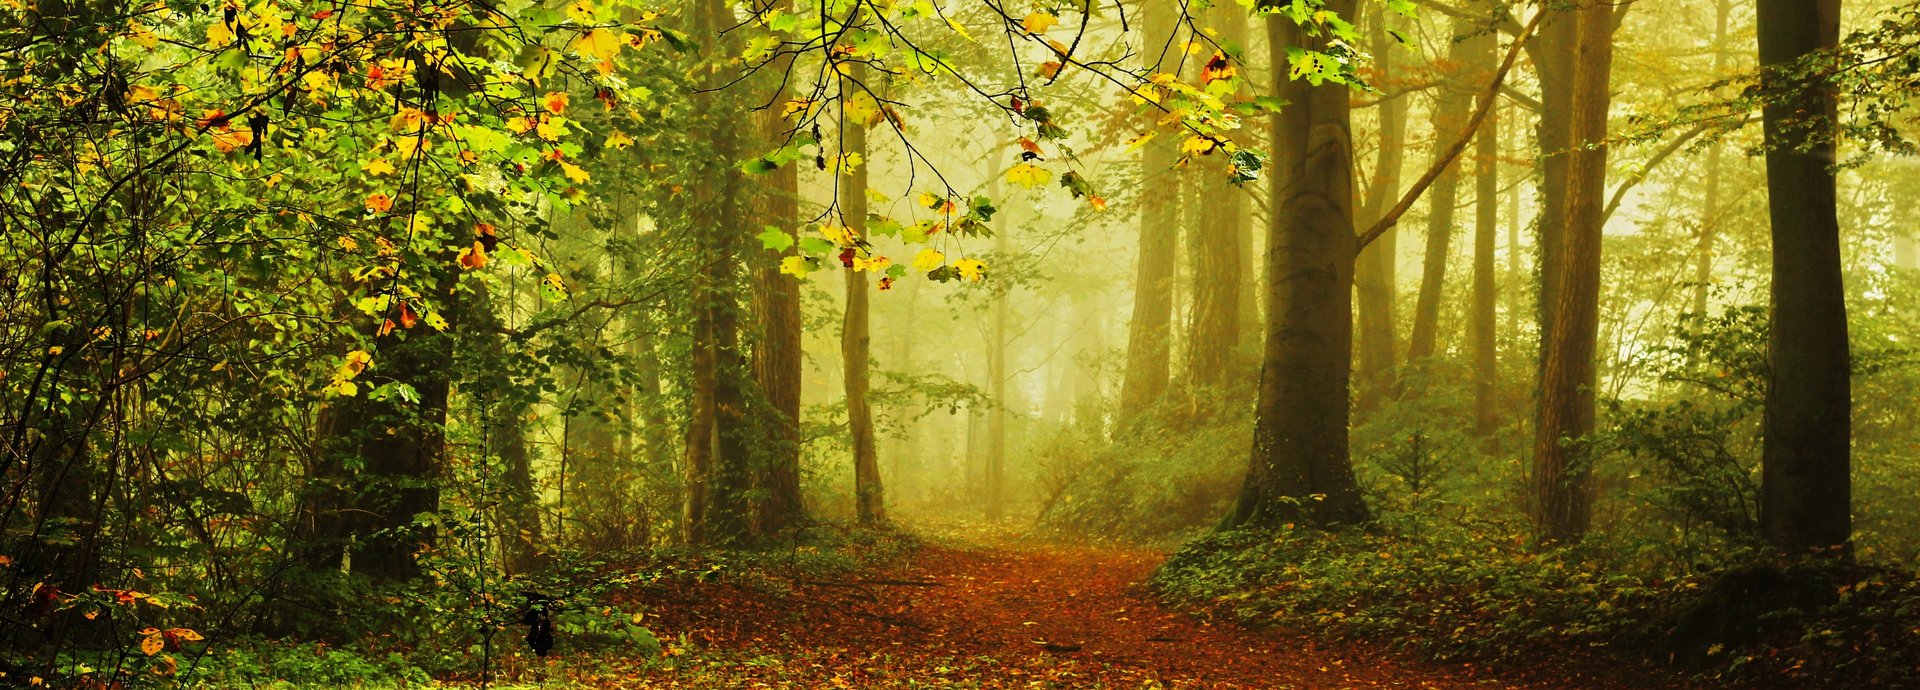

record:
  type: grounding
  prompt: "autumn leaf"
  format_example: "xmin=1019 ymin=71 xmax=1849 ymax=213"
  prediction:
xmin=361 ymin=158 xmax=396 ymax=177
xmin=572 ymin=28 xmax=625 ymax=71
xmin=1005 ymin=162 xmax=1052 ymax=189
xmin=139 ymin=629 xmax=163 ymax=656
xmin=1023 ymin=12 xmax=1058 ymax=35
xmin=559 ymin=160 xmax=590 ymax=184
xmin=954 ymin=258 xmax=987 ymax=282
xmin=779 ymin=255 xmax=816 ymax=278
xmin=459 ymin=241 xmax=488 ymax=270
xmin=606 ymin=131 xmax=634 ymax=149
xmin=913 ymin=248 xmax=946 ymax=272
xmin=542 ymin=91 xmax=569 ymax=115
xmin=364 ymin=193 xmax=394 ymax=214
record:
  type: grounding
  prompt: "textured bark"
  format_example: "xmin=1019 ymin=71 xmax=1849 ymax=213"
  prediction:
xmin=1405 ymin=20 xmax=1478 ymax=366
xmin=1118 ymin=0 xmax=1182 ymax=419
xmin=1469 ymin=21 xmax=1501 ymax=436
xmin=750 ymin=0 xmax=806 ymax=536
xmin=1757 ymin=0 xmax=1850 ymax=556
xmin=1531 ymin=0 xmax=1612 ymax=545
xmin=1183 ymin=1 xmax=1249 ymax=393
xmin=841 ymin=63 xmax=885 ymax=528
xmin=1529 ymin=7 xmax=1577 ymax=359
xmin=684 ymin=0 xmax=754 ymax=546
xmin=1222 ymin=4 xmax=1369 ymax=530
xmin=1354 ymin=4 xmax=1406 ymax=412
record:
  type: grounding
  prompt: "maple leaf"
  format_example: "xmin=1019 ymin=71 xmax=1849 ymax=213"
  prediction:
xmin=364 ymin=193 xmax=393 ymax=214
xmin=361 ymin=158 xmax=396 ymax=177
xmin=572 ymin=28 xmax=625 ymax=72
xmin=1023 ymin=12 xmax=1058 ymax=35
xmin=542 ymin=91 xmax=569 ymax=115
xmin=605 ymin=131 xmax=634 ymax=149
xmin=954 ymin=258 xmax=987 ymax=282
xmin=559 ymin=160 xmax=590 ymax=184
xmin=913 ymin=248 xmax=946 ymax=273
xmin=1005 ymin=163 xmax=1051 ymax=189
xmin=459 ymin=241 xmax=488 ymax=270
xmin=780 ymin=255 xmax=816 ymax=278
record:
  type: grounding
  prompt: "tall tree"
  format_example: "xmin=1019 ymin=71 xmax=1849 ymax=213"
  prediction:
xmin=1406 ymin=15 xmax=1479 ymax=366
xmin=1756 ymin=0 xmax=1850 ymax=555
xmin=1469 ymin=16 xmax=1501 ymax=436
xmin=841 ymin=62 xmax=885 ymax=528
xmin=750 ymin=0 xmax=807 ymax=536
xmin=1118 ymin=0 xmax=1183 ymax=419
xmin=1185 ymin=2 xmax=1250 ymax=393
xmin=1223 ymin=2 xmax=1370 ymax=529
xmin=1531 ymin=0 xmax=1614 ymax=544
xmin=1693 ymin=0 xmax=1734 ymax=316
xmin=683 ymin=0 xmax=755 ymax=545
xmin=1354 ymin=4 xmax=1408 ymax=411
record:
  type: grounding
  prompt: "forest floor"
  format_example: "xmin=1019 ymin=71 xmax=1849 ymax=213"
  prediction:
xmin=537 ymin=525 xmax=1678 ymax=689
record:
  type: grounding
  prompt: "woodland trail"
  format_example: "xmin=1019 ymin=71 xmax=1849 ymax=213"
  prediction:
xmin=624 ymin=536 xmax=1668 ymax=689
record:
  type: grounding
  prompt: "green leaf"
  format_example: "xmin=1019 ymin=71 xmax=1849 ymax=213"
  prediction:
xmin=798 ymin=236 xmax=836 ymax=255
xmin=757 ymin=226 xmax=795 ymax=252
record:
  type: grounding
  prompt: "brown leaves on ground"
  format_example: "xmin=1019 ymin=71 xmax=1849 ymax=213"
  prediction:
xmin=605 ymin=542 xmax=1667 ymax=689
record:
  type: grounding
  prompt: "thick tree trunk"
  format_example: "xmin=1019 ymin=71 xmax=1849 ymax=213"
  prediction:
xmin=1469 ymin=23 xmax=1501 ymax=436
xmin=1531 ymin=0 xmax=1612 ymax=545
xmin=684 ymin=0 xmax=754 ymax=546
xmin=841 ymin=64 xmax=885 ymax=528
xmin=1118 ymin=0 xmax=1183 ymax=419
xmin=750 ymin=0 xmax=806 ymax=536
xmin=1354 ymin=4 xmax=1407 ymax=412
xmin=1222 ymin=5 xmax=1370 ymax=530
xmin=1406 ymin=22 xmax=1478 ymax=366
xmin=1757 ymin=0 xmax=1850 ymax=556
xmin=1529 ymin=8 xmax=1577 ymax=360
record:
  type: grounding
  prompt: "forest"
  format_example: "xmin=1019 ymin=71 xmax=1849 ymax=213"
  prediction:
xmin=2 ymin=0 xmax=1919 ymax=686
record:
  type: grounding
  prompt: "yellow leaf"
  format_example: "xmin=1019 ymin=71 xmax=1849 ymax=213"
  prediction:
xmin=542 ymin=91 xmax=569 ymax=115
xmin=852 ymin=255 xmax=891 ymax=273
xmin=139 ymin=632 xmax=163 ymax=656
xmin=1125 ymin=132 xmax=1157 ymax=151
xmin=779 ymin=255 xmax=815 ymax=278
xmin=535 ymin=117 xmax=566 ymax=142
xmin=1005 ymin=162 xmax=1051 ymax=189
xmin=605 ymin=131 xmax=634 ymax=149
xmin=842 ymin=93 xmax=880 ymax=126
xmin=912 ymin=248 xmax=945 ymax=272
xmin=832 ymin=152 xmax=863 ymax=176
xmin=559 ymin=160 xmax=590 ymax=184
xmin=361 ymin=158 xmax=395 ymax=177
xmin=364 ymin=193 xmax=393 ymax=214
xmin=1180 ymin=136 xmax=1218 ymax=156
xmin=506 ymin=116 xmax=534 ymax=134
xmin=1023 ymin=12 xmax=1058 ymax=35
xmin=572 ymin=28 xmax=625 ymax=70
xmin=954 ymin=258 xmax=987 ymax=282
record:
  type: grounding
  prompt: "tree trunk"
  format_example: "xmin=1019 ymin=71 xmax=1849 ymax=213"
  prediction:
xmin=1531 ymin=0 xmax=1612 ymax=545
xmin=1693 ymin=0 xmax=1733 ymax=316
xmin=1118 ymin=0 xmax=1183 ymax=420
xmin=1354 ymin=4 xmax=1407 ymax=412
xmin=1184 ymin=2 xmax=1249 ymax=393
xmin=1470 ymin=22 xmax=1501 ymax=436
xmin=750 ymin=0 xmax=807 ymax=536
xmin=1529 ymin=8 xmax=1577 ymax=363
xmin=1757 ymin=0 xmax=1850 ymax=556
xmin=1406 ymin=20 xmax=1478 ymax=366
xmin=986 ymin=228 xmax=1009 ymax=519
xmin=1222 ymin=4 xmax=1370 ymax=530
xmin=841 ymin=63 xmax=885 ymax=528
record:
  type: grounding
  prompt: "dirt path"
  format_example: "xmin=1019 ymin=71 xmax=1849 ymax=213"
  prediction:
xmin=623 ymin=541 xmax=1658 ymax=689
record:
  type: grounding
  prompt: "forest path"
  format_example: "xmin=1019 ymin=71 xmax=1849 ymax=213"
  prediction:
xmin=628 ymin=534 xmax=1644 ymax=689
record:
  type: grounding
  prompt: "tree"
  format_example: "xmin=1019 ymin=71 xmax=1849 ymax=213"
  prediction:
xmin=841 ymin=61 xmax=886 ymax=528
xmin=1756 ymin=0 xmax=1850 ymax=556
xmin=1354 ymin=3 xmax=1408 ymax=412
xmin=1531 ymin=0 xmax=1615 ymax=544
xmin=1185 ymin=1 xmax=1250 ymax=393
xmin=1118 ymin=0 xmax=1184 ymax=420
xmin=1405 ymin=12 xmax=1479 ymax=367
xmin=751 ymin=0 xmax=808 ymax=536
xmin=1223 ymin=2 xmax=1371 ymax=529
xmin=1469 ymin=14 xmax=1502 ymax=436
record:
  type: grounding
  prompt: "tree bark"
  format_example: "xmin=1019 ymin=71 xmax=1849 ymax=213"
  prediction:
xmin=750 ymin=0 xmax=807 ymax=537
xmin=1354 ymin=4 xmax=1407 ymax=412
xmin=1184 ymin=3 xmax=1249 ymax=393
xmin=1469 ymin=20 xmax=1501 ymax=436
xmin=1693 ymin=0 xmax=1733 ymax=316
xmin=1757 ymin=0 xmax=1850 ymax=556
xmin=1531 ymin=0 xmax=1612 ymax=545
xmin=1118 ymin=0 xmax=1183 ymax=420
xmin=841 ymin=62 xmax=885 ymax=528
xmin=1406 ymin=20 xmax=1478 ymax=366
xmin=1222 ymin=4 xmax=1370 ymax=530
